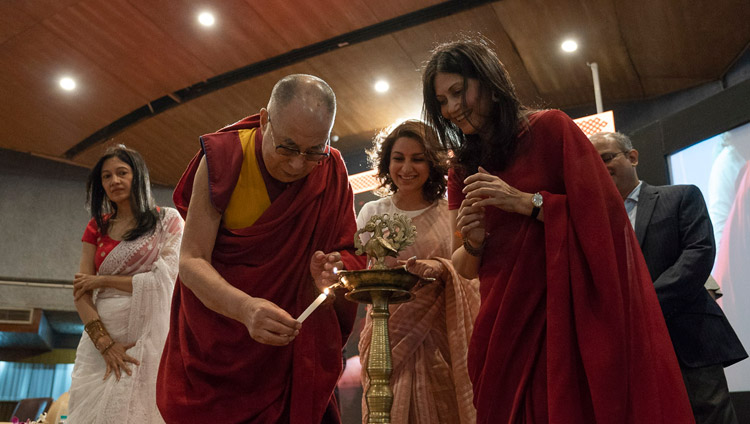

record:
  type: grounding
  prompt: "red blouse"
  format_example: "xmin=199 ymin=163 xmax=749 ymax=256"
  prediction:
xmin=81 ymin=218 xmax=121 ymax=273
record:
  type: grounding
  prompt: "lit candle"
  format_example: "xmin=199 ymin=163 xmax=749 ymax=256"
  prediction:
xmin=297 ymin=288 xmax=330 ymax=323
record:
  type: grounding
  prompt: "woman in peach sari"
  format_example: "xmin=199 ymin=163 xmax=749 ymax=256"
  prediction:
xmin=356 ymin=120 xmax=479 ymax=423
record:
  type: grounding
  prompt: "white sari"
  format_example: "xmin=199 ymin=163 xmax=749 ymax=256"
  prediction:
xmin=68 ymin=208 xmax=183 ymax=424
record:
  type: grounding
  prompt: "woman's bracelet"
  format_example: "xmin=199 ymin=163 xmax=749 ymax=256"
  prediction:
xmin=84 ymin=319 xmax=110 ymax=346
xmin=100 ymin=339 xmax=116 ymax=355
xmin=463 ymin=238 xmax=485 ymax=257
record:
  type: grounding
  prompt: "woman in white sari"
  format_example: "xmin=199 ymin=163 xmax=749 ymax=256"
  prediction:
xmin=67 ymin=145 xmax=183 ymax=423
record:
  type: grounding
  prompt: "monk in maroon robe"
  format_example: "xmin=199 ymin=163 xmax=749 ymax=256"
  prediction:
xmin=156 ymin=75 xmax=363 ymax=423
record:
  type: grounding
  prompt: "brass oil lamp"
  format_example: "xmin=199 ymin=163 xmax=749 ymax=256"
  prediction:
xmin=336 ymin=213 xmax=421 ymax=424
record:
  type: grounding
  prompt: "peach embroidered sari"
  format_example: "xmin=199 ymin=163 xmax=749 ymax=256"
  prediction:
xmin=357 ymin=198 xmax=479 ymax=423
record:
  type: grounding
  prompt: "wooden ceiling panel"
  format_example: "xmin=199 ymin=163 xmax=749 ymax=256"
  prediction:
xmin=2 ymin=0 xmax=748 ymax=178
xmin=493 ymin=0 xmax=641 ymax=108
xmin=13 ymin=0 xmax=81 ymax=21
xmin=43 ymin=0 xmax=215 ymax=100
xmin=72 ymin=115 xmax=196 ymax=186
xmin=362 ymin=0 xmax=445 ymax=21
xmin=616 ymin=0 xmax=750 ymax=97
xmin=385 ymin=5 xmax=545 ymax=110
xmin=305 ymin=36 xmax=424 ymax=138
xmin=0 ymin=4 xmax=36 ymax=45
xmin=245 ymin=0 xmax=379 ymax=50
xmin=0 ymin=78 xmax=83 ymax=156
xmin=0 ymin=26 xmax=146 ymax=156
xmin=128 ymin=0 xmax=291 ymax=76
xmin=70 ymin=64 xmax=318 ymax=185
xmin=114 ymin=121 xmax=195 ymax=185
xmin=163 ymin=63 xmax=315 ymax=137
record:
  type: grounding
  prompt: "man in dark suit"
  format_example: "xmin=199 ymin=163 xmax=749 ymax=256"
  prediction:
xmin=591 ymin=131 xmax=747 ymax=424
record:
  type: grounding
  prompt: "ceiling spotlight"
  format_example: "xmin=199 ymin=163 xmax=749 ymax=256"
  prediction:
xmin=59 ymin=77 xmax=76 ymax=91
xmin=374 ymin=80 xmax=390 ymax=93
xmin=198 ymin=12 xmax=215 ymax=27
xmin=561 ymin=40 xmax=578 ymax=53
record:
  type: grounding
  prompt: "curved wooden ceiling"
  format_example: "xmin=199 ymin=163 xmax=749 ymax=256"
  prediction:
xmin=2 ymin=0 xmax=749 ymax=185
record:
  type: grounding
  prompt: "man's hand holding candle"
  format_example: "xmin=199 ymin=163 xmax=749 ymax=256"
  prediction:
xmin=241 ymin=296 xmax=300 ymax=346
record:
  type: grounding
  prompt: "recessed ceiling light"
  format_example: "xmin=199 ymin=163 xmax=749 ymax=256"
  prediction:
xmin=59 ymin=77 xmax=76 ymax=91
xmin=198 ymin=12 xmax=215 ymax=27
xmin=561 ymin=40 xmax=578 ymax=53
xmin=374 ymin=80 xmax=389 ymax=93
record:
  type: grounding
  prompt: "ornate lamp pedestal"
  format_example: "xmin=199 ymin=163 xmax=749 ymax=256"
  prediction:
xmin=337 ymin=268 xmax=420 ymax=424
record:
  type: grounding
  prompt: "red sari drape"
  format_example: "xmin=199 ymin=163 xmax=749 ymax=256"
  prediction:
xmin=450 ymin=110 xmax=694 ymax=423
xmin=157 ymin=115 xmax=363 ymax=423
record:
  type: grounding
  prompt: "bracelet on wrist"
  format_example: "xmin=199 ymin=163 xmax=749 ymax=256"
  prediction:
xmin=463 ymin=238 xmax=485 ymax=257
xmin=84 ymin=319 xmax=110 ymax=346
xmin=100 ymin=340 xmax=116 ymax=355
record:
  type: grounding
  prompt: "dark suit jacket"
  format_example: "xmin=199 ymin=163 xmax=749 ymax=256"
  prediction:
xmin=636 ymin=182 xmax=747 ymax=368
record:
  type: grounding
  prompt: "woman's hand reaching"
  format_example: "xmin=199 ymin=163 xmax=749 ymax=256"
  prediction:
xmin=401 ymin=257 xmax=445 ymax=281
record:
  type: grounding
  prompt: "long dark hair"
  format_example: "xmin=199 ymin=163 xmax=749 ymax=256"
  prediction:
xmin=369 ymin=119 xmax=448 ymax=203
xmin=422 ymin=37 xmax=529 ymax=175
xmin=86 ymin=144 xmax=160 ymax=241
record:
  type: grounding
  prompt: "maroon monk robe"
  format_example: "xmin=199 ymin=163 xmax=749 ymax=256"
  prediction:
xmin=156 ymin=115 xmax=363 ymax=423
xmin=449 ymin=110 xmax=694 ymax=423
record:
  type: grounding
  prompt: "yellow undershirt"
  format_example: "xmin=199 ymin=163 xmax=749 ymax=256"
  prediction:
xmin=223 ymin=128 xmax=271 ymax=229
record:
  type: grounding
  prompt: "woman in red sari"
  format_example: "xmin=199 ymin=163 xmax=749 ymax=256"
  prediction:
xmin=421 ymin=37 xmax=694 ymax=424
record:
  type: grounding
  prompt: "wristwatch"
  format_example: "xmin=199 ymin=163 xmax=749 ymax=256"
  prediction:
xmin=530 ymin=192 xmax=543 ymax=219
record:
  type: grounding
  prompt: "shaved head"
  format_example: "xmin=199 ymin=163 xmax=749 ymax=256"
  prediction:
xmin=267 ymin=74 xmax=336 ymax=128
xmin=259 ymin=74 xmax=336 ymax=183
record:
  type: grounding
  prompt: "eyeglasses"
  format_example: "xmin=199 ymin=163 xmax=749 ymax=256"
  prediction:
xmin=600 ymin=151 xmax=629 ymax=164
xmin=267 ymin=115 xmax=331 ymax=162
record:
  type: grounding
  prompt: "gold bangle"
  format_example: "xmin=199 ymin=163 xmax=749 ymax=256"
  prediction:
xmin=84 ymin=319 xmax=110 ymax=346
xmin=100 ymin=340 xmax=115 ymax=355
xmin=85 ymin=319 xmax=106 ymax=335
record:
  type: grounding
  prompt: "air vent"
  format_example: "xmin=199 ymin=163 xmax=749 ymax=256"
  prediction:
xmin=0 ymin=308 xmax=34 ymax=325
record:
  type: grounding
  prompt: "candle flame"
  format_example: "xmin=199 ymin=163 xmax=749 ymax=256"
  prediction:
xmin=324 ymin=288 xmax=330 ymax=295
xmin=333 ymin=266 xmax=338 ymax=274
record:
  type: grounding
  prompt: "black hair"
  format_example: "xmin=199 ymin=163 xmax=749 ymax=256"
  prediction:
xmin=422 ymin=36 xmax=531 ymax=176
xmin=369 ymin=119 xmax=448 ymax=203
xmin=86 ymin=144 xmax=161 ymax=241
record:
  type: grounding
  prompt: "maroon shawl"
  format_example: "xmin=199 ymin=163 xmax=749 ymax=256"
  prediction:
xmin=157 ymin=115 xmax=362 ymax=423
